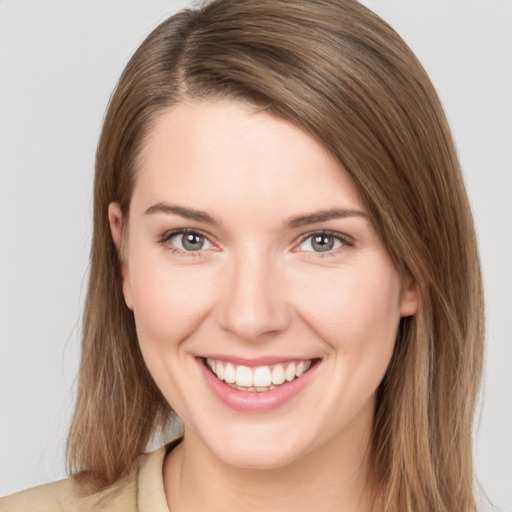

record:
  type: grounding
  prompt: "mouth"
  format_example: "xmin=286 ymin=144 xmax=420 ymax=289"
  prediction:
xmin=203 ymin=357 xmax=317 ymax=392
xmin=198 ymin=356 xmax=321 ymax=412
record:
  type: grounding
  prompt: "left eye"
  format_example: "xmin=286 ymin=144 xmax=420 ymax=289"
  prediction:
xmin=167 ymin=231 xmax=213 ymax=252
xmin=298 ymin=232 xmax=344 ymax=253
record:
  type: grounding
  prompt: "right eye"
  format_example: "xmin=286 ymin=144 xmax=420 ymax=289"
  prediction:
xmin=161 ymin=229 xmax=214 ymax=254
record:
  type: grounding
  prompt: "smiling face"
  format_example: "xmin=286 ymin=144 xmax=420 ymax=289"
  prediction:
xmin=109 ymin=100 xmax=418 ymax=470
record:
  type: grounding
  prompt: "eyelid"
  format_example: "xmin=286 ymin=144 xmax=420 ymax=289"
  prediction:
xmin=160 ymin=227 xmax=211 ymax=241
xmin=293 ymin=230 xmax=354 ymax=253
xmin=158 ymin=228 xmax=353 ymax=256
xmin=159 ymin=228 xmax=219 ymax=255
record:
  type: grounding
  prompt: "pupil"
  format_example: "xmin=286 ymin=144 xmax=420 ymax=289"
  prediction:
xmin=312 ymin=234 xmax=334 ymax=252
xmin=183 ymin=233 xmax=204 ymax=251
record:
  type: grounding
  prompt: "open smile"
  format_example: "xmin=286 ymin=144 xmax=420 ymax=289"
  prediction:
xmin=206 ymin=358 xmax=314 ymax=391
xmin=198 ymin=357 xmax=321 ymax=412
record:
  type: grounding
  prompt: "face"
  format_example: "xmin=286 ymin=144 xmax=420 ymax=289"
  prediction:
xmin=109 ymin=100 xmax=418 ymax=470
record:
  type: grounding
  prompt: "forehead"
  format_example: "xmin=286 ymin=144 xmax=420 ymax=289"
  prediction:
xmin=132 ymin=100 xmax=365 ymax=219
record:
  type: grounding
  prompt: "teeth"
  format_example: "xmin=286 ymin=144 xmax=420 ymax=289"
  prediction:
xmin=224 ymin=363 xmax=236 ymax=384
xmin=271 ymin=365 xmax=285 ymax=385
xmin=236 ymin=365 xmax=253 ymax=387
xmin=206 ymin=358 xmax=314 ymax=390
xmin=284 ymin=362 xmax=296 ymax=382
xmin=253 ymin=366 xmax=272 ymax=387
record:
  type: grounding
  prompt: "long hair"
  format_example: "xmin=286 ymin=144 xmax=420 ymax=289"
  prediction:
xmin=67 ymin=1 xmax=484 ymax=510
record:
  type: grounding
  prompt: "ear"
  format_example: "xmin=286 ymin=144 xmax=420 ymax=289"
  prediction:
xmin=108 ymin=202 xmax=133 ymax=310
xmin=399 ymin=272 xmax=419 ymax=317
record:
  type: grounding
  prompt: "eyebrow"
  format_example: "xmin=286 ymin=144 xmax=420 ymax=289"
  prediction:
xmin=144 ymin=202 xmax=366 ymax=229
xmin=144 ymin=202 xmax=222 ymax=226
xmin=283 ymin=208 xmax=367 ymax=229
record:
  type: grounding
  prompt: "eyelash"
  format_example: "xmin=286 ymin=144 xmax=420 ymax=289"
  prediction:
xmin=158 ymin=229 xmax=353 ymax=258
xmin=159 ymin=228 xmax=214 ymax=258
xmin=293 ymin=230 xmax=353 ymax=259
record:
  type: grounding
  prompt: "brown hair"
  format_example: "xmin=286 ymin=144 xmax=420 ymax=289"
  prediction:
xmin=67 ymin=1 xmax=484 ymax=510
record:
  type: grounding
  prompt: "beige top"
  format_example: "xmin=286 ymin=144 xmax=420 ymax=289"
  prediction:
xmin=0 ymin=443 xmax=174 ymax=512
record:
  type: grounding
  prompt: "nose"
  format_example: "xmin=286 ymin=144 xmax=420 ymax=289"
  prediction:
xmin=215 ymin=250 xmax=291 ymax=341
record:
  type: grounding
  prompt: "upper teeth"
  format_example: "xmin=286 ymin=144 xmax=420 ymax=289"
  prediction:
xmin=206 ymin=358 xmax=312 ymax=388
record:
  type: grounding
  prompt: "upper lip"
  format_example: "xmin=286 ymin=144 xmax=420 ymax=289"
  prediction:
xmin=199 ymin=354 xmax=318 ymax=367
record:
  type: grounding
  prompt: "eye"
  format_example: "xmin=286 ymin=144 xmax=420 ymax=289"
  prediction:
xmin=163 ymin=229 xmax=214 ymax=252
xmin=297 ymin=232 xmax=347 ymax=253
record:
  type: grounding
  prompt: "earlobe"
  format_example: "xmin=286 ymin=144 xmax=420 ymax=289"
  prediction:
xmin=108 ymin=202 xmax=133 ymax=310
xmin=400 ymin=274 xmax=420 ymax=318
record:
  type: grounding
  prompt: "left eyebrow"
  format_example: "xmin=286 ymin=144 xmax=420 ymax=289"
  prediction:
xmin=283 ymin=208 xmax=367 ymax=229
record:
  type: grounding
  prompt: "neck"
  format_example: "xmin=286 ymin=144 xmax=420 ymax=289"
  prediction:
xmin=164 ymin=419 xmax=377 ymax=512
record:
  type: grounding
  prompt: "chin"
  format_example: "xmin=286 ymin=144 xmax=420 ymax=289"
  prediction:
xmin=198 ymin=422 xmax=313 ymax=471
xmin=214 ymin=443 xmax=304 ymax=471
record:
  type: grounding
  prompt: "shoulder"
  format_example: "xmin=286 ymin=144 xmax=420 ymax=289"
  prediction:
xmin=0 ymin=473 xmax=137 ymax=512
xmin=1 ymin=477 xmax=74 ymax=512
xmin=0 ymin=443 xmax=172 ymax=512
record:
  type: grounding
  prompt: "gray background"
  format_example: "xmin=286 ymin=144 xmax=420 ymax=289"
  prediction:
xmin=1 ymin=1 xmax=511 ymax=510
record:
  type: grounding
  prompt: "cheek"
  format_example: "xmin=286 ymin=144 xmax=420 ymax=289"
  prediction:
xmin=126 ymin=251 xmax=220 ymax=415
xmin=128 ymin=251 xmax=217 ymax=353
xmin=290 ymin=261 xmax=402 ymax=360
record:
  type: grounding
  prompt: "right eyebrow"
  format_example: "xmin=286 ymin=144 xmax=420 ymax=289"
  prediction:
xmin=144 ymin=202 xmax=222 ymax=226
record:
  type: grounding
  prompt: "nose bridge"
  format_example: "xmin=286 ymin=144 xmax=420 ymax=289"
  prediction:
xmin=216 ymin=243 xmax=289 ymax=340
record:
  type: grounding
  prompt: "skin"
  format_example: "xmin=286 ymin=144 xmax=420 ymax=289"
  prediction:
xmin=109 ymin=100 xmax=418 ymax=512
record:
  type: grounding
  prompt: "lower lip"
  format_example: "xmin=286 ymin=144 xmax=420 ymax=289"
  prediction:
xmin=197 ymin=358 xmax=319 ymax=413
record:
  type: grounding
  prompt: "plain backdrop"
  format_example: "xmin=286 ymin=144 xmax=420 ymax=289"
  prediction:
xmin=1 ymin=1 xmax=511 ymax=510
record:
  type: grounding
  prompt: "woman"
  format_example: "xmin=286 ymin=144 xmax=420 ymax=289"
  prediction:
xmin=2 ymin=0 xmax=484 ymax=511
